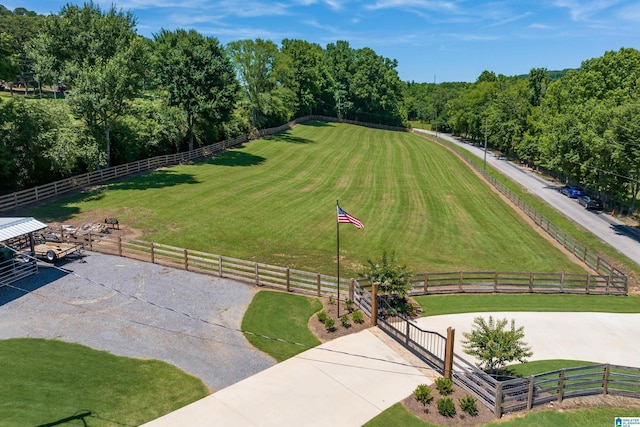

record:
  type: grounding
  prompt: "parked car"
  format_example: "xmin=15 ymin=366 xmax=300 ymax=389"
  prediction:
xmin=560 ymin=185 xmax=585 ymax=198
xmin=578 ymin=196 xmax=604 ymax=211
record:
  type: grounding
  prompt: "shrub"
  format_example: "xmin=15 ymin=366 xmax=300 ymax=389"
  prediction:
xmin=459 ymin=395 xmax=478 ymax=416
xmin=413 ymin=384 xmax=433 ymax=406
xmin=345 ymin=298 xmax=354 ymax=312
xmin=437 ymin=397 xmax=456 ymax=417
xmin=328 ymin=295 xmax=335 ymax=305
xmin=352 ymin=310 xmax=364 ymax=324
xmin=317 ymin=310 xmax=328 ymax=323
xmin=435 ymin=377 xmax=453 ymax=395
xmin=340 ymin=314 xmax=350 ymax=328
xmin=324 ymin=317 xmax=335 ymax=331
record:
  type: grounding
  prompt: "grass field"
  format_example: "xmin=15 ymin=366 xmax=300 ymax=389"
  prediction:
xmin=0 ymin=338 xmax=208 ymax=426
xmin=22 ymin=121 xmax=586 ymax=277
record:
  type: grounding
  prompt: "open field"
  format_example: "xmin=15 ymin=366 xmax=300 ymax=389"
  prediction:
xmin=21 ymin=122 xmax=587 ymax=277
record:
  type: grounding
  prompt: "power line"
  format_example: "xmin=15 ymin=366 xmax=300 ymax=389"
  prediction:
xmin=1 ymin=248 xmax=437 ymax=374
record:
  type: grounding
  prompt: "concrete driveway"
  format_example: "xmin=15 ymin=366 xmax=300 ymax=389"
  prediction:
xmin=415 ymin=312 xmax=640 ymax=368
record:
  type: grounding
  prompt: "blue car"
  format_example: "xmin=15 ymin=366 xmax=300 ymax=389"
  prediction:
xmin=560 ymin=185 xmax=584 ymax=198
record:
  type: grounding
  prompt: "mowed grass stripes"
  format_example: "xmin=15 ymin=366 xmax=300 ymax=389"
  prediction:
xmin=26 ymin=122 xmax=586 ymax=276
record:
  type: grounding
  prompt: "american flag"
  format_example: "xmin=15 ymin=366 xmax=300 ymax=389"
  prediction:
xmin=337 ymin=205 xmax=364 ymax=229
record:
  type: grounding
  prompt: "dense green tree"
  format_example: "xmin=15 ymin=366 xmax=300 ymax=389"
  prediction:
xmin=281 ymin=39 xmax=332 ymax=117
xmin=227 ymin=39 xmax=296 ymax=128
xmin=349 ymin=47 xmax=405 ymax=125
xmin=30 ymin=2 xmax=148 ymax=167
xmin=0 ymin=6 xmax=44 ymax=93
xmin=154 ymin=29 xmax=239 ymax=151
xmin=0 ymin=31 xmax=18 ymax=81
xmin=0 ymin=98 xmax=100 ymax=193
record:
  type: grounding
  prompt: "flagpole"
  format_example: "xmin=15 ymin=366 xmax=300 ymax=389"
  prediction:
xmin=336 ymin=199 xmax=340 ymax=318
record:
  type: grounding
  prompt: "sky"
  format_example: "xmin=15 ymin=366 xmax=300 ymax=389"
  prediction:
xmin=11 ymin=0 xmax=640 ymax=82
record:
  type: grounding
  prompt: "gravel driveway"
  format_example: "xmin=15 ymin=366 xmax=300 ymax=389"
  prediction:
xmin=0 ymin=252 xmax=275 ymax=392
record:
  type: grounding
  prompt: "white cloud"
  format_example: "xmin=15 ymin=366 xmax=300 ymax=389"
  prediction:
xmin=365 ymin=0 xmax=457 ymax=12
xmin=553 ymin=0 xmax=621 ymax=22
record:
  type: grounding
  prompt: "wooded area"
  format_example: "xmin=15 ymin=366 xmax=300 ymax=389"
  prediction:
xmin=1 ymin=3 xmax=639 ymax=213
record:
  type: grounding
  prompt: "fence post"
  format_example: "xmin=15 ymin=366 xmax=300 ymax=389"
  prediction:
xmin=424 ymin=273 xmax=428 ymax=294
xmin=371 ymin=283 xmax=378 ymax=327
xmin=459 ymin=271 xmax=463 ymax=292
xmin=557 ymin=370 xmax=565 ymax=403
xmin=494 ymin=382 xmax=503 ymax=419
xmin=444 ymin=327 xmax=455 ymax=380
xmin=255 ymin=262 xmax=260 ymax=286
xmin=316 ymin=274 xmax=321 ymax=297
xmin=405 ymin=319 xmax=411 ymax=345
xmin=607 ymin=271 xmax=612 ymax=294
xmin=494 ymin=272 xmax=498 ymax=292
xmin=218 ymin=255 xmax=222 ymax=277
xmin=118 ymin=236 xmax=122 ymax=257
xmin=286 ymin=268 xmax=291 ymax=292
xmin=603 ymin=364 xmax=610 ymax=395
xmin=88 ymin=232 xmax=92 ymax=251
xmin=150 ymin=242 xmax=155 ymax=264
xmin=583 ymin=246 xmax=588 ymax=262
xmin=586 ymin=274 xmax=591 ymax=294
xmin=183 ymin=249 xmax=188 ymax=270
xmin=526 ymin=376 xmax=535 ymax=410
xmin=529 ymin=273 xmax=533 ymax=293
xmin=349 ymin=279 xmax=355 ymax=301
xmin=595 ymin=256 xmax=601 ymax=274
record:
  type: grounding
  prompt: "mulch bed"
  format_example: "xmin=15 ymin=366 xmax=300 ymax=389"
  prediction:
xmin=307 ymin=297 xmax=371 ymax=342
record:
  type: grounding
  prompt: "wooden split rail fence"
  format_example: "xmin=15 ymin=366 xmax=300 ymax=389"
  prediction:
xmin=80 ymin=233 xmax=353 ymax=299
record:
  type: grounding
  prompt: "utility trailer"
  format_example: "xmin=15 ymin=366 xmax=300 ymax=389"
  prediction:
xmin=33 ymin=232 xmax=83 ymax=263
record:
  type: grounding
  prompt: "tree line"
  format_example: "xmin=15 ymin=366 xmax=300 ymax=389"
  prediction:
xmin=0 ymin=3 xmax=404 ymax=194
xmin=1 ymin=3 xmax=639 ymax=214
xmin=405 ymin=50 xmax=640 ymax=214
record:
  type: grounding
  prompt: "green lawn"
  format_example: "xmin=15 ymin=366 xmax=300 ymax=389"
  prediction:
xmin=0 ymin=338 xmax=208 ymax=427
xmin=241 ymin=290 xmax=322 ymax=361
xmin=21 ymin=121 xmax=586 ymax=277
xmin=415 ymin=294 xmax=640 ymax=316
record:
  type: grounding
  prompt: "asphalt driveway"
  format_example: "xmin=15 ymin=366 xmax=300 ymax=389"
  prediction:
xmin=0 ymin=252 xmax=275 ymax=392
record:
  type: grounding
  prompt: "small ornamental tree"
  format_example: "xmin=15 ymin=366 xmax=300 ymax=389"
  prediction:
xmin=362 ymin=251 xmax=412 ymax=297
xmin=462 ymin=316 xmax=533 ymax=373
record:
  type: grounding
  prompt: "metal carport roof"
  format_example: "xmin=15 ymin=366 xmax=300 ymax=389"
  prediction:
xmin=0 ymin=217 xmax=48 ymax=242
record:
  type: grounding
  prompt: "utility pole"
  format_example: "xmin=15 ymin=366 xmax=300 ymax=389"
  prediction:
xmin=434 ymin=75 xmax=438 ymax=141
xmin=483 ymin=116 xmax=488 ymax=173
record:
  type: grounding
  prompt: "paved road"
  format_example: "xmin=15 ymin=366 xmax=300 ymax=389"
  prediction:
xmin=414 ymin=129 xmax=640 ymax=268
xmin=0 ymin=252 xmax=275 ymax=392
